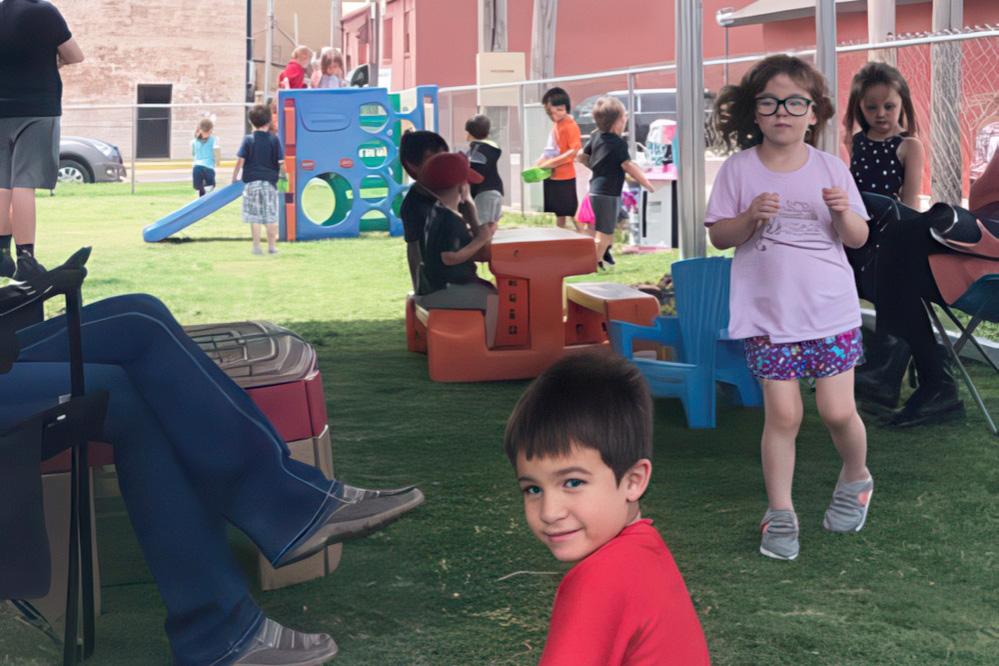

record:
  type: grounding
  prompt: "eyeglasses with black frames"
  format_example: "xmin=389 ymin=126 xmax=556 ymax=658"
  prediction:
xmin=754 ymin=96 xmax=813 ymax=117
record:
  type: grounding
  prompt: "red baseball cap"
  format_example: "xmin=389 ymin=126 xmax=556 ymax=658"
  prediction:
xmin=417 ymin=152 xmax=484 ymax=193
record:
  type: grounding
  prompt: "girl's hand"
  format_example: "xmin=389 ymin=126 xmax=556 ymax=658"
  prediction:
xmin=748 ymin=192 xmax=780 ymax=222
xmin=822 ymin=187 xmax=851 ymax=213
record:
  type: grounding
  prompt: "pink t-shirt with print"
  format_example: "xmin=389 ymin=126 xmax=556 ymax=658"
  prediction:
xmin=704 ymin=144 xmax=869 ymax=343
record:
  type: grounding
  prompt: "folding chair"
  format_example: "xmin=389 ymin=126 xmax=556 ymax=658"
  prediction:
xmin=0 ymin=247 xmax=108 ymax=665
xmin=923 ymin=273 xmax=999 ymax=436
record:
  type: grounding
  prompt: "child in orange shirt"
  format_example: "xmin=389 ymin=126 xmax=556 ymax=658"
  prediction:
xmin=536 ymin=87 xmax=583 ymax=230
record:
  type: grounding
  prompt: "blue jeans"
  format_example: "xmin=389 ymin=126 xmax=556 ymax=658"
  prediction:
xmin=0 ymin=294 xmax=340 ymax=666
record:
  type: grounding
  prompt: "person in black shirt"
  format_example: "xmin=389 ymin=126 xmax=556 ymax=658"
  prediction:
xmin=0 ymin=0 xmax=84 ymax=279
xmin=465 ymin=114 xmax=505 ymax=224
xmin=417 ymin=152 xmax=497 ymax=339
xmin=400 ymin=131 xmax=449 ymax=290
xmin=577 ymin=97 xmax=653 ymax=268
xmin=232 ymin=105 xmax=284 ymax=255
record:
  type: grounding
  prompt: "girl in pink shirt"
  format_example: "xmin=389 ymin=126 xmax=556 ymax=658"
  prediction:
xmin=705 ymin=55 xmax=873 ymax=561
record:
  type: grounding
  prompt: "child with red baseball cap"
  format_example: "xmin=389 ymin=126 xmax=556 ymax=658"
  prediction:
xmin=415 ymin=152 xmax=498 ymax=341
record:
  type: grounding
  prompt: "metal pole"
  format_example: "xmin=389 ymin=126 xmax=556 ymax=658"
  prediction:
xmin=332 ymin=0 xmax=342 ymax=50
xmin=370 ymin=1 xmax=380 ymax=88
xmin=816 ymin=0 xmax=839 ymax=155
xmin=520 ymin=82 xmax=526 ymax=215
xmin=676 ymin=0 xmax=705 ymax=258
xmin=627 ymin=72 xmax=636 ymax=157
xmin=931 ymin=0 xmax=963 ymax=204
xmin=264 ymin=0 xmax=274 ymax=101
xmin=130 ymin=105 xmax=137 ymax=195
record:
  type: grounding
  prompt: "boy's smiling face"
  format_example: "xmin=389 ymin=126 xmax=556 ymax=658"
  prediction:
xmin=516 ymin=444 xmax=649 ymax=563
xmin=545 ymin=103 xmax=568 ymax=123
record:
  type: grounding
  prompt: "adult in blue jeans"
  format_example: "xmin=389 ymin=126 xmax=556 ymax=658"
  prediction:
xmin=0 ymin=290 xmax=424 ymax=666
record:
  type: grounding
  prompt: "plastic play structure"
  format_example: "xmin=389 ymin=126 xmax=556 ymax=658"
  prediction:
xmin=608 ymin=257 xmax=763 ymax=428
xmin=406 ymin=227 xmax=660 ymax=382
xmin=144 ymin=85 xmax=437 ymax=243
xmin=143 ymin=181 xmax=245 ymax=242
xmin=278 ymin=85 xmax=438 ymax=241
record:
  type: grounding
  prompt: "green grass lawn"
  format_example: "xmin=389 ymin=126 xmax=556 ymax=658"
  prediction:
xmin=4 ymin=183 xmax=998 ymax=665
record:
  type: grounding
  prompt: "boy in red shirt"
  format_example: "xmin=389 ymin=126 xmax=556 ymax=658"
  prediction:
xmin=504 ymin=353 xmax=711 ymax=666
xmin=278 ymin=46 xmax=312 ymax=89
xmin=535 ymin=87 xmax=582 ymax=230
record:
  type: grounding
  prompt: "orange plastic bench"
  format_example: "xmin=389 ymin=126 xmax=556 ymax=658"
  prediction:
xmin=565 ymin=282 xmax=660 ymax=345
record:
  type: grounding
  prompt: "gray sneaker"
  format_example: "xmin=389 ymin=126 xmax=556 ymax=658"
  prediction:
xmin=760 ymin=509 xmax=799 ymax=561
xmin=274 ymin=484 xmax=425 ymax=568
xmin=232 ymin=617 xmax=337 ymax=665
xmin=823 ymin=476 xmax=873 ymax=533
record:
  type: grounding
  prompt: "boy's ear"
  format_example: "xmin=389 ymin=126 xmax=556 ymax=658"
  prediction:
xmin=623 ymin=458 xmax=652 ymax=502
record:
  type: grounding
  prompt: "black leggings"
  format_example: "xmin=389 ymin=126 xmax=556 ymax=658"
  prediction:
xmin=873 ymin=216 xmax=949 ymax=386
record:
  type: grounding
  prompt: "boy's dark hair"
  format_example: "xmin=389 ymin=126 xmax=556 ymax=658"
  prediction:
xmin=542 ymin=86 xmax=572 ymax=113
xmin=504 ymin=352 xmax=653 ymax=484
xmin=248 ymin=104 xmax=272 ymax=129
xmin=592 ymin=96 xmax=625 ymax=133
xmin=465 ymin=114 xmax=491 ymax=140
xmin=400 ymin=130 xmax=449 ymax=169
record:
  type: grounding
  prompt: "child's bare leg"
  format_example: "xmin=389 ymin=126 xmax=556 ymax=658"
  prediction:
xmin=595 ymin=231 xmax=614 ymax=262
xmin=0 ymin=190 xmax=11 ymax=235
xmin=10 ymin=188 xmax=36 ymax=245
xmin=266 ymin=223 xmax=278 ymax=252
xmin=761 ymin=379 xmax=803 ymax=511
xmin=251 ymin=223 xmax=262 ymax=251
xmin=555 ymin=215 xmax=568 ymax=229
xmin=815 ymin=369 xmax=869 ymax=482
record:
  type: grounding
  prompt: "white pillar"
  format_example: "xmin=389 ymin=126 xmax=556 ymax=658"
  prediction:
xmin=675 ymin=0 xmax=705 ymax=258
xmin=867 ymin=0 xmax=896 ymax=65
xmin=931 ymin=0 xmax=963 ymax=204
xmin=816 ymin=0 xmax=839 ymax=155
xmin=530 ymin=0 xmax=557 ymax=82
xmin=331 ymin=1 xmax=342 ymax=51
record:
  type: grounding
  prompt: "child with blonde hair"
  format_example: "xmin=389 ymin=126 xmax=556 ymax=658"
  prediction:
xmin=191 ymin=118 xmax=220 ymax=197
xmin=708 ymin=54 xmax=872 ymax=561
xmin=278 ymin=45 xmax=312 ymax=89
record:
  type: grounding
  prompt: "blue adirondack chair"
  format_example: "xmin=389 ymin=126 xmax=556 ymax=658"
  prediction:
xmin=608 ymin=257 xmax=763 ymax=428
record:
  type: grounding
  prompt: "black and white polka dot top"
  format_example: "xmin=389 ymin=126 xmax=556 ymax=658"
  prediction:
xmin=850 ymin=131 xmax=907 ymax=201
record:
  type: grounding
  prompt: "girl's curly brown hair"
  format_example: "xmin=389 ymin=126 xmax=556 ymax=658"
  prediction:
xmin=713 ymin=54 xmax=835 ymax=153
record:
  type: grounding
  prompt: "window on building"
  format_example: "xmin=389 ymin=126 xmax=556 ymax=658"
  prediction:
xmin=383 ymin=17 xmax=392 ymax=62
xmin=404 ymin=9 xmax=411 ymax=55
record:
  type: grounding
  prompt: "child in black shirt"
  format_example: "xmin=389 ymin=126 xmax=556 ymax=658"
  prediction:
xmin=400 ymin=131 xmax=449 ymax=290
xmin=578 ymin=97 xmax=653 ymax=267
xmin=465 ymin=114 xmax=505 ymax=225
xmin=232 ymin=104 xmax=284 ymax=255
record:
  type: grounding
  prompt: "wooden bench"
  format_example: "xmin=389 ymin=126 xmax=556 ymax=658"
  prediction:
xmin=565 ymin=282 xmax=660 ymax=345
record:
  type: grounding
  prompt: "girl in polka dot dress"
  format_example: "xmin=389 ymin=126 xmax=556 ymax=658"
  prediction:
xmin=844 ymin=62 xmax=924 ymax=208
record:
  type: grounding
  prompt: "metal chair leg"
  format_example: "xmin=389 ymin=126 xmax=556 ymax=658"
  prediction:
xmin=925 ymin=301 xmax=998 ymax=436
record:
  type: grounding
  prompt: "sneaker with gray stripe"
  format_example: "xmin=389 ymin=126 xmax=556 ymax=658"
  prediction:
xmin=760 ymin=508 xmax=799 ymax=561
xmin=823 ymin=476 xmax=873 ymax=533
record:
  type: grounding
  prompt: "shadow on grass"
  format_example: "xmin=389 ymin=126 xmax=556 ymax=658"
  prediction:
xmin=15 ymin=317 xmax=998 ymax=665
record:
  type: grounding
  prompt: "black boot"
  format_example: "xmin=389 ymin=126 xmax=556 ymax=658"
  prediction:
xmin=855 ymin=335 xmax=911 ymax=408
xmin=886 ymin=363 xmax=964 ymax=428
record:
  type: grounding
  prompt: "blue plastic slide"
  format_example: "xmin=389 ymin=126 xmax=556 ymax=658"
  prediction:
xmin=143 ymin=181 xmax=246 ymax=242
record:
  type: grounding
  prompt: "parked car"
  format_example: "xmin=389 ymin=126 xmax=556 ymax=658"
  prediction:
xmin=572 ymin=89 xmax=716 ymax=147
xmin=58 ymin=136 xmax=126 ymax=183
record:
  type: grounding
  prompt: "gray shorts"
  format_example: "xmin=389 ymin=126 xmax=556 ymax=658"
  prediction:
xmin=590 ymin=193 xmax=621 ymax=235
xmin=242 ymin=180 xmax=279 ymax=224
xmin=473 ymin=190 xmax=503 ymax=224
xmin=415 ymin=279 xmax=497 ymax=311
xmin=0 ymin=116 xmax=60 ymax=190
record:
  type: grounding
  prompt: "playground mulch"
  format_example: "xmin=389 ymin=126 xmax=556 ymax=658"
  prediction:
xmin=3 ymin=183 xmax=997 ymax=665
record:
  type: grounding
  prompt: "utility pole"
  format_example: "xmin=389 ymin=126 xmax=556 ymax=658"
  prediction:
xmin=264 ymin=0 xmax=274 ymax=102
xmin=815 ymin=0 xmax=839 ymax=156
xmin=478 ymin=0 xmax=510 ymax=205
xmin=931 ymin=0 xmax=962 ymax=204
